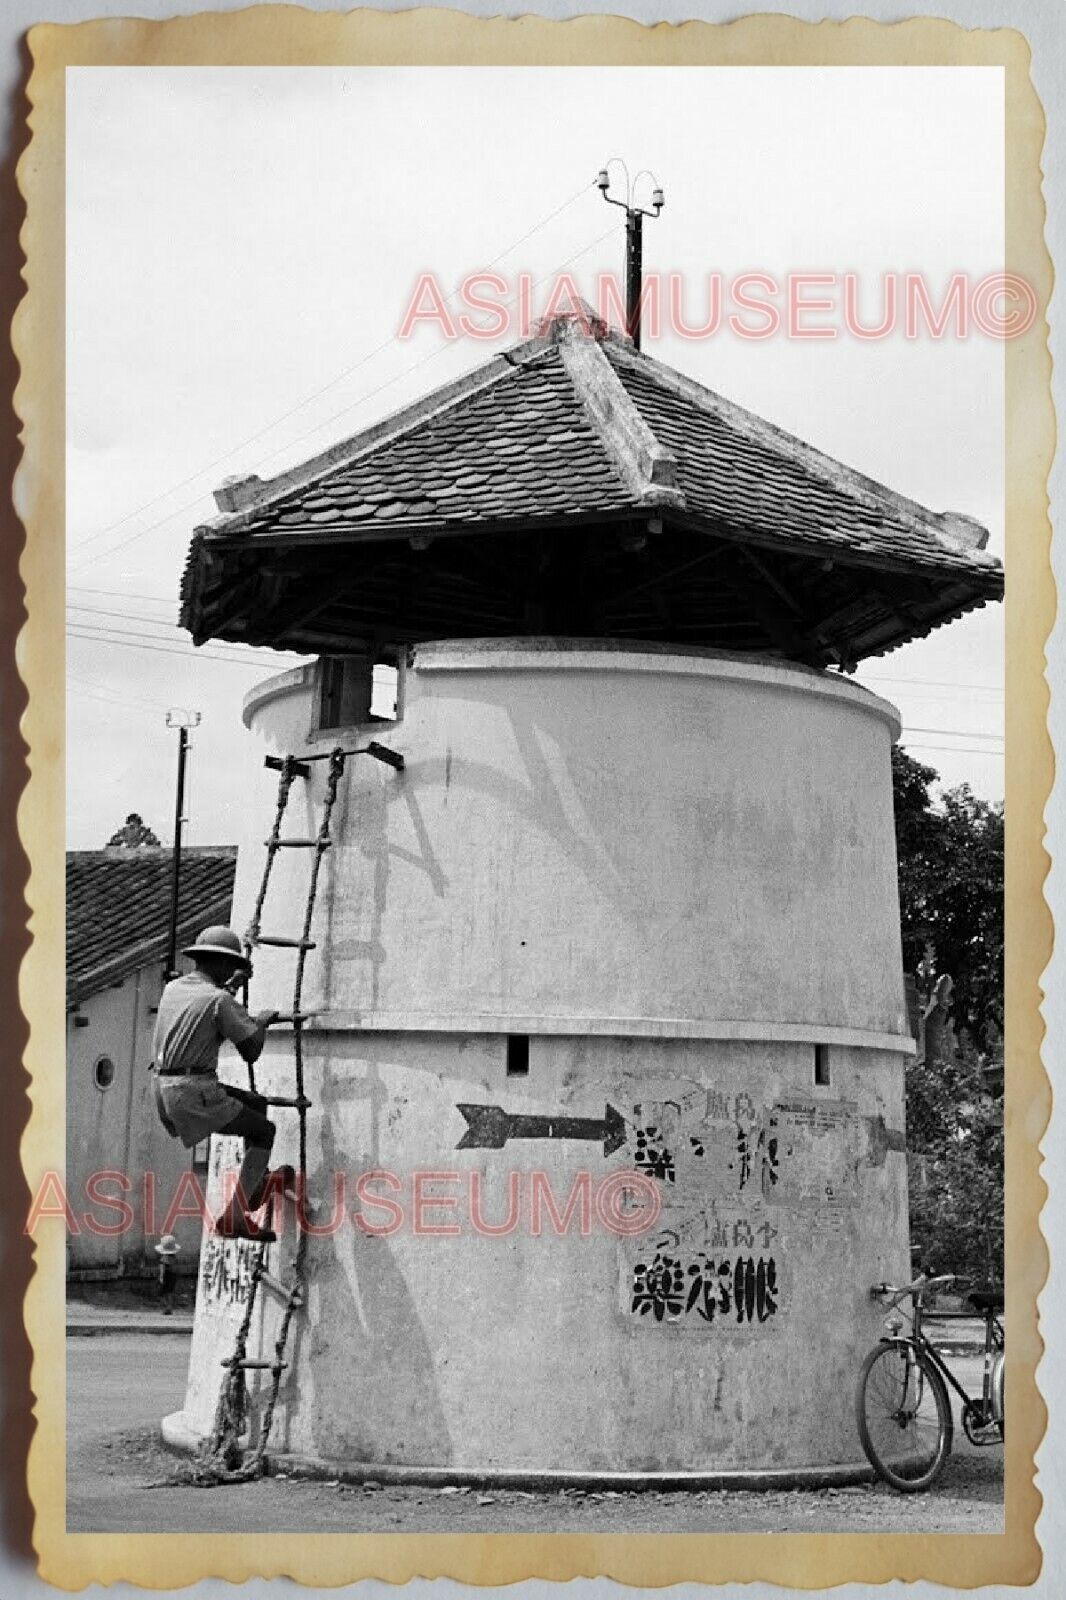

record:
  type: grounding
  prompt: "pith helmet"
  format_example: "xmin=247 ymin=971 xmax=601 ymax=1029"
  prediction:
xmin=154 ymin=1234 xmax=181 ymax=1257
xmin=182 ymin=925 xmax=250 ymax=971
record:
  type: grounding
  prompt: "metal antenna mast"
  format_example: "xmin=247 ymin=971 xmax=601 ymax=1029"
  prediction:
xmin=597 ymin=160 xmax=664 ymax=350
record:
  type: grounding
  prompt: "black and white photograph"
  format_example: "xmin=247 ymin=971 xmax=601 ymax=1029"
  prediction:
xmin=27 ymin=31 xmax=1038 ymax=1573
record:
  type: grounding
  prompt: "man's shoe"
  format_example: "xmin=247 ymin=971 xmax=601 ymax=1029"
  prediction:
xmin=247 ymin=1165 xmax=298 ymax=1212
xmin=214 ymin=1206 xmax=277 ymax=1244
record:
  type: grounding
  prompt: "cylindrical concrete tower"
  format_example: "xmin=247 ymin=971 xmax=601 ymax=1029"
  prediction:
xmin=166 ymin=640 xmax=913 ymax=1476
xmin=170 ymin=308 xmax=1001 ymax=1479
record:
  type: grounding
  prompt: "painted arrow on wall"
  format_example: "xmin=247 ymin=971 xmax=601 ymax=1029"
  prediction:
xmin=455 ymin=1102 xmax=628 ymax=1158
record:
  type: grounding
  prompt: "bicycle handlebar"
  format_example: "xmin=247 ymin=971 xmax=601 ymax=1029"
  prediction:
xmin=869 ymin=1274 xmax=954 ymax=1303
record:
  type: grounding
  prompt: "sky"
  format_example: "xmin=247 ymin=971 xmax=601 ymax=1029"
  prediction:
xmin=66 ymin=66 xmax=1005 ymax=849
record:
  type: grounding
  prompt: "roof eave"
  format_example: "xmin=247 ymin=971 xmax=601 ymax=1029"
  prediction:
xmin=181 ymin=503 xmax=1001 ymax=664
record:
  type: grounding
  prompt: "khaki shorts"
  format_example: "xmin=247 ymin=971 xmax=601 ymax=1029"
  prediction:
xmin=156 ymin=1074 xmax=244 ymax=1149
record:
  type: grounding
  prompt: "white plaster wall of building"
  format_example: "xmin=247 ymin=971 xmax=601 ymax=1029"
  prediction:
xmin=166 ymin=641 xmax=913 ymax=1476
xmin=67 ymin=968 xmax=205 ymax=1274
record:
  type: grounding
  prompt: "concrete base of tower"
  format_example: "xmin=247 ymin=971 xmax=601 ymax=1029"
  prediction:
xmin=159 ymin=1408 xmax=875 ymax=1492
xmin=171 ymin=1033 xmax=911 ymax=1478
xmin=160 ymin=1409 xmax=206 ymax=1457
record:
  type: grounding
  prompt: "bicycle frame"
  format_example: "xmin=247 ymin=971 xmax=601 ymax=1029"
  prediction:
xmin=886 ymin=1292 xmax=1004 ymax=1442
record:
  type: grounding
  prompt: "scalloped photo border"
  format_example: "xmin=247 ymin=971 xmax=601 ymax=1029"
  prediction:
xmin=13 ymin=7 xmax=1053 ymax=1589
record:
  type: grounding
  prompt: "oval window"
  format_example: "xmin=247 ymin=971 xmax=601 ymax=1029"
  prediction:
xmin=94 ymin=1056 xmax=116 ymax=1091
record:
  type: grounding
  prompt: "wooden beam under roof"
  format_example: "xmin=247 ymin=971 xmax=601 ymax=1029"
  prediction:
xmin=727 ymin=548 xmax=828 ymax=665
xmin=602 ymin=538 xmax=726 ymax=611
xmin=242 ymin=563 xmax=359 ymax=647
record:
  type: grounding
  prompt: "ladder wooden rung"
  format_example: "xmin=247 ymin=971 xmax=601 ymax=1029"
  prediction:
xmin=274 ymin=1010 xmax=316 ymax=1024
xmin=254 ymin=935 xmax=317 ymax=950
xmin=222 ymin=1357 xmax=289 ymax=1371
xmin=262 ymin=1094 xmax=313 ymax=1110
xmin=269 ymin=837 xmax=331 ymax=849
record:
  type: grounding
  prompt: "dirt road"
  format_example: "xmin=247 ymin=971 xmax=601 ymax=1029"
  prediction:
xmin=66 ymin=1334 xmax=1004 ymax=1535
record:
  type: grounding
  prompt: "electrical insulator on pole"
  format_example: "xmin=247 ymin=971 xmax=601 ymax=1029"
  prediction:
xmin=597 ymin=159 xmax=664 ymax=350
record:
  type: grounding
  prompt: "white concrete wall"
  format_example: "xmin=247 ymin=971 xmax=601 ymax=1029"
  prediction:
xmin=182 ymin=1032 xmax=908 ymax=1471
xmin=172 ymin=643 xmax=911 ymax=1474
xmin=237 ymin=643 xmax=909 ymax=1046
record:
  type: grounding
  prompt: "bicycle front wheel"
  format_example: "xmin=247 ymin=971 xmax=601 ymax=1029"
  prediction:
xmin=856 ymin=1342 xmax=953 ymax=1491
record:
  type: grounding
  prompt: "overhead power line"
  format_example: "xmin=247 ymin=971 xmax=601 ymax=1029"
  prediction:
xmin=68 ymin=182 xmax=597 ymax=571
xmin=66 ymin=606 xmax=300 ymax=665
xmin=68 ymin=602 xmax=186 ymax=630
xmin=68 ymin=584 xmax=175 ymax=607
xmin=67 ymin=592 xmax=1006 ymax=709
xmin=68 ymin=591 xmax=1009 ymax=713
xmin=902 ymin=741 xmax=1004 ymax=760
xmin=73 ymin=222 xmax=617 ymax=576
xmin=66 ymin=623 xmax=289 ymax=666
xmin=245 ymin=225 xmax=618 ymax=483
xmin=904 ymin=724 xmax=1002 ymax=745
xmin=67 ymin=668 xmax=175 ymax=717
xmin=70 ymin=222 xmax=617 ymax=575
xmin=864 ymin=676 xmax=1003 ymax=698
xmin=67 ymin=623 xmax=1006 ymax=751
xmin=66 ymin=625 xmax=293 ymax=670
xmin=68 ymin=683 xmax=173 ymax=721
xmin=66 ymin=602 xmax=296 ymax=659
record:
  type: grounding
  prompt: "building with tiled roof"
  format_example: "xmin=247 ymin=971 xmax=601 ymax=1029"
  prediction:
xmin=181 ymin=306 xmax=1002 ymax=668
xmin=67 ymin=844 xmax=236 ymax=1006
xmin=67 ymin=842 xmax=236 ymax=1278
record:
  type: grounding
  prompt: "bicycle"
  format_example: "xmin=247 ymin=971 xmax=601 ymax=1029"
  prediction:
xmin=855 ymin=1274 xmax=1004 ymax=1492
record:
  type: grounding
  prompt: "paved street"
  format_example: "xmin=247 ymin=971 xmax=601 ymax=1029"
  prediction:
xmin=67 ymin=1334 xmax=1004 ymax=1535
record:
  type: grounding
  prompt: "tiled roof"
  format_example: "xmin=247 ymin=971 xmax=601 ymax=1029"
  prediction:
xmin=604 ymin=346 xmax=996 ymax=579
xmin=180 ymin=308 xmax=1002 ymax=665
xmin=67 ymin=848 xmax=236 ymax=1005
xmin=235 ymin=349 xmax=632 ymax=538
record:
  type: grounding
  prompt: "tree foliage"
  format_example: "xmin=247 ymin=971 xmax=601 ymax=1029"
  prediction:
xmin=892 ymin=747 xmax=1004 ymax=1286
xmin=905 ymin=1041 xmax=1004 ymax=1284
xmin=892 ymin=746 xmax=1004 ymax=1052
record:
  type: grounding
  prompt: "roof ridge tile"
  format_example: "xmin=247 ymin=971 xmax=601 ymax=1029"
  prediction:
xmin=557 ymin=321 xmax=684 ymax=512
xmin=607 ymin=342 xmax=999 ymax=570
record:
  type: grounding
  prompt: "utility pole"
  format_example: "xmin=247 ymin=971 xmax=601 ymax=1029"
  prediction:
xmin=164 ymin=709 xmax=201 ymax=981
xmin=597 ymin=161 xmax=664 ymax=350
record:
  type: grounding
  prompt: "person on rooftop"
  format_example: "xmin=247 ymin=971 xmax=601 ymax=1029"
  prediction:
xmin=152 ymin=925 xmax=284 ymax=1242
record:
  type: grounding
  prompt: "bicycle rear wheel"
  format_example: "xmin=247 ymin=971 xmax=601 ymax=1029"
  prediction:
xmin=856 ymin=1342 xmax=953 ymax=1491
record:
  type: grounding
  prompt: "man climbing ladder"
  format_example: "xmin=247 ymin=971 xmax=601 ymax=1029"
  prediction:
xmin=152 ymin=925 xmax=285 ymax=1241
xmin=190 ymin=739 xmax=404 ymax=1482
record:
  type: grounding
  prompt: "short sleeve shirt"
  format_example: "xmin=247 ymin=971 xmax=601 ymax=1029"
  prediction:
xmin=152 ymin=971 xmax=258 ymax=1077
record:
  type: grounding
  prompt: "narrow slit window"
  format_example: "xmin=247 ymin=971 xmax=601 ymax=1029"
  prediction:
xmin=506 ymin=1035 xmax=530 ymax=1077
xmin=814 ymin=1044 xmax=830 ymax=1086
